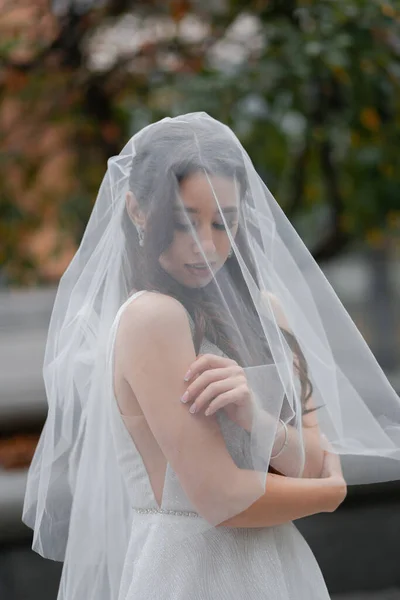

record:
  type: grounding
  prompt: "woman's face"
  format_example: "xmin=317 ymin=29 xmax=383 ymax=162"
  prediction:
xmin=159 ymin=172 xmax=240 ymax=288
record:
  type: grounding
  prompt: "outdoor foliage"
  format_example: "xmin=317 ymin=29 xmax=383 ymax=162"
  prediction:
xmin=0 ymin=0 xmax=399 ymax=283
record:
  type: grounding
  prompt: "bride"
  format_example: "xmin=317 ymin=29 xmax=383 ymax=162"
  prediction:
xmin=23 ymin=113 xmax=400 ymax=599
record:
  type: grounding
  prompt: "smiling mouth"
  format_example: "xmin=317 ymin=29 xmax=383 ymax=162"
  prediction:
xmin=186 ymin=263 xmax=216 ymax=269
xmin=184 ymin=263 xmax=216 ymax=275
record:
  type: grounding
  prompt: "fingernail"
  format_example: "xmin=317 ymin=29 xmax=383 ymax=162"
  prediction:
xmin=181 ymin=392 xmax=189 ymax=403
xmin=189 ymin=404 xmax=197 ymax=414
xmin=183 ymin=370 xmax=191 ymax=382
xmin=205 ymin=408 xmax=212 ymax=416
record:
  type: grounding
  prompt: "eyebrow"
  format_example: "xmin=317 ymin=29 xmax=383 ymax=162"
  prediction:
xmin=173 ymin=206 xmax=238 ymax=215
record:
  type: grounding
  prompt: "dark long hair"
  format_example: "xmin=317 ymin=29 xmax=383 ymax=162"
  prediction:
xmin=122 ymin=118 xmax=314 ymax=415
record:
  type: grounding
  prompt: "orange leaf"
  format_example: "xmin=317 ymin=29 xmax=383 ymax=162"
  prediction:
xmin=170 ymin=0 xmax=190 ymax=22
xmin=381 ymin=3 xmax=396 ymax=18
xmin=360 ymin=107 xmax=381 ymax=132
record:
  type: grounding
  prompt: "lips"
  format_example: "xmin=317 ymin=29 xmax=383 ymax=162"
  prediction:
xmin=186 ymin=263 xmax=215 ymax=269
xmin=185 ymin=263 xmax=216 ymax=277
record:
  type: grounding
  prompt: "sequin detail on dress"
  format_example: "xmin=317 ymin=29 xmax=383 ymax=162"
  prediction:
xmin=132 ymin=507 xmax=199 ymax=517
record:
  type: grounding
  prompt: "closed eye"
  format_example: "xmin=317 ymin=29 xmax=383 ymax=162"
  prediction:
xmin=174 ymin=222 xmax=238 ymax=231
xmin=213 ymin=222 xmax=238 ymax=230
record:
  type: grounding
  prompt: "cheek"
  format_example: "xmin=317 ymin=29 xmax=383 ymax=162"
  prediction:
xmin=218 ymin=227 xmax=237 ymax=255
xmin=162 ymin=233 xmax=190 ymax=264
xmin=217 ymin=237 xmax=230 ymax=256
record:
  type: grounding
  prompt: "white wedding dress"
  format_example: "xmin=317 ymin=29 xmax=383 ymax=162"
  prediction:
xmin=107 ymin=291 xmax=331 ymax=600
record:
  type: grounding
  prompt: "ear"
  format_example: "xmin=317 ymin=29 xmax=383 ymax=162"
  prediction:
xmin=126 ymin=191 xmax=146 ymax=228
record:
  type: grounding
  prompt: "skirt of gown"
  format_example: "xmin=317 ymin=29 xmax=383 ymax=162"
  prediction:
xmin=117 ymin=512 xmax=331 ymax=600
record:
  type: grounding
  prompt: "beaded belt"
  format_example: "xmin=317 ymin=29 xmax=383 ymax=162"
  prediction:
xmin=132 ymin=507 xmax=199 ymax=518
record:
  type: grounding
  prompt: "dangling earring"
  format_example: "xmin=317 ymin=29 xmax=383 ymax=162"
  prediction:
xmin=228 ymin=247 xmax=233 ymax=258
xmin=136 ymin=225 xmax=145 ymax=247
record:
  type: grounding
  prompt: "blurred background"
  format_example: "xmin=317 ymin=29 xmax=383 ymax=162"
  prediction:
xmin=0 ymin=1 xmax=399 ymax=599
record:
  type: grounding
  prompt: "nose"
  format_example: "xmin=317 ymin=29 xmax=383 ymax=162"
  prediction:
xmin=193 ymin=225 xmax=216 ymax=258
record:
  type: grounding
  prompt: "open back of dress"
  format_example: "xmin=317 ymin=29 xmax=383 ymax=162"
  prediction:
xmin=109 ymin=290 xmax=252 ymax=517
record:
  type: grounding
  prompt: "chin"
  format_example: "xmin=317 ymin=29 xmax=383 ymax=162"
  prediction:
xmin=185 ymin=279 xmax=212 ymax=289
xmin=181 ymin=264 xmax=221 ymax=289
xmin=178 ymin=274 xmax=212 ymax=289
xmin=161 ymin=262 xmax=222 ymax=289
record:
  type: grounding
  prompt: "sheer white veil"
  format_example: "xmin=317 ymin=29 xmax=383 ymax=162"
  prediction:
xmin=22 ymin=112 xmax=400 ymax=600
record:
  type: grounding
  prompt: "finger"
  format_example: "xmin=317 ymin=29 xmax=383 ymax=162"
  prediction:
xmin=189 ymin=377 xmax=235 ymax=415
xmin=321 ymin=451 xmax=335 ymax=478
xmin=186 ymin=354 xmax=237 ymax=381
xmin=185 ymin=366 xmax=238 ymax=401
xmin=321 ymin=434 xmax=333 ymax=452
xmin=185 ymin=354 xmax=237 ymax=381
xmin=181 ymin=367 xmax=229 ymax=405
xmin=329 ymin=452 xmax=343 ymax=475
xmin=322 ymin=449 xmax=342 ymax=477
xmin=204 ymin=387 xmax=244 ymax=416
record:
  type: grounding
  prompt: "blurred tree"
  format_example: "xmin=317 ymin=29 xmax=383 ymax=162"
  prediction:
xmin=0 ymin=0 xmax=399 ymax=283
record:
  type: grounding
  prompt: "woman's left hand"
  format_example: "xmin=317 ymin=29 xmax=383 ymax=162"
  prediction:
xmin=181 ymin=354 xmax=255 ymax=431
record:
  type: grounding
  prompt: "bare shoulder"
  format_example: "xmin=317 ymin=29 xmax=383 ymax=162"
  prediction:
xmin=117 ymin=291 xmax=196 ymax=380
xmin=260 ymin=290 xmax=291 ymax=332
xmin=260 ymin=290 xmax=283 ymax=313
xmin=120 ymin=291 xmax=191 ymax=339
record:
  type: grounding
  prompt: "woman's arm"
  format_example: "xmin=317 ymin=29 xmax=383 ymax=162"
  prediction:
xmin=260 ymin=291 xmax=325 ymax=478
xmin=119 ymin=292 xmax=264 ymax=524
xmin=118 ymin=292 xmax=331 ymax=527
xmin=246 ymin=405 xmax=323 ymax=479
xmin=219 ymin=465 xmax=346 ymax=528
